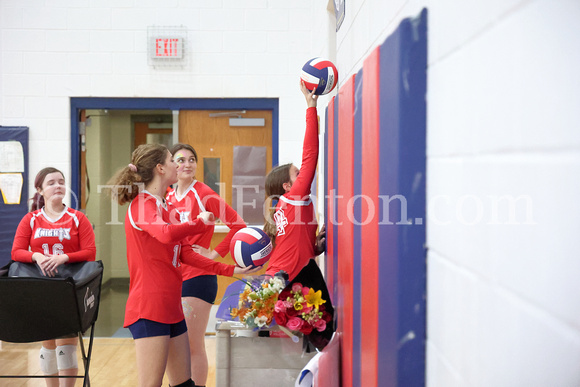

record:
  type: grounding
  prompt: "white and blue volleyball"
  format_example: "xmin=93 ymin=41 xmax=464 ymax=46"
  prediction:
xmin=229 ymin=227 xmax=273 ymax=268
xmin=300 ymin=57 xmax=338 ymax=95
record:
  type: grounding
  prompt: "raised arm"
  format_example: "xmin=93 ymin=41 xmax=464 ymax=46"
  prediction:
xmin=287 ymin=82 xmax=319 ymax=199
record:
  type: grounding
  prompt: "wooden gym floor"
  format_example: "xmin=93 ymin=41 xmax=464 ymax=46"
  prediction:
xmin=0 ymin=281 xmax=218 ymax=386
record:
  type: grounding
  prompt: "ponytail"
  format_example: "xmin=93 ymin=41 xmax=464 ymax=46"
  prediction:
xmin=30 ymin=192 xmax=44 ymax=212
xmin=264 ymin=197 xmax=278 ymax=245
xmin=264 ymin=163 xmax=292 ymax=246
xmin=107 ymin=166 xmax=144 ymax=205
xmin=107 ymin=144 xmax=168 ymax=205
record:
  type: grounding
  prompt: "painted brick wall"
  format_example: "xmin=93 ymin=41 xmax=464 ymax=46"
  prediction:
xmin=0 ymin=0 xmax=327 ymax=191
xmin=334 ymin=0 xmax=580 ymax=386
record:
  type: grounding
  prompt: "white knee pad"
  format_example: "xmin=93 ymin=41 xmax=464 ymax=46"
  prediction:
xmin=56 ymin=345 xmax=78 ymax=370
xmin=39 ymin=347 xmax=58 ymax=375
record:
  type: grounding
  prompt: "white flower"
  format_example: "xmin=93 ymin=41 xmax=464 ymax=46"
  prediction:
xmin=254 ymin=315 xmax=268 ymax=327
xmin=271 ymin=277 xmax=285 ymax=291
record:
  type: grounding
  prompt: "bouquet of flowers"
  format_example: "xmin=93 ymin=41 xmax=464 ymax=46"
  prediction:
xmin=229 ymin=275 xmax=286 ymax=329
xmin=219 ymin=268 xmax=334 ymax=350
xmin=273 ymin=282 xmax=332 ymax=337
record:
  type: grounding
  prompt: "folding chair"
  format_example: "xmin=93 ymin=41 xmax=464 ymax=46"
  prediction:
xmin=0 ymin=260 xmax=103 ymax=387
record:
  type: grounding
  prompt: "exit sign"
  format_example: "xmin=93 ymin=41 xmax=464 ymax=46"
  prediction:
xmin=151 ymin=37 xmax=183 ymax=58
xmin=147 ymin=26 xmax=187 ymax=67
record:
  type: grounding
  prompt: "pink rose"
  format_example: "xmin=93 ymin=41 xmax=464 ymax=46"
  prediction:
xmin=274 ymin=300 xmax=287 ymax=313
xmin=286 ymin=317 xmax=303 ymax=331
xmin=302 ymin=287 xmax=310 ymax=296
xmin=314 ymin=318 xmax=327 ymax=332
xmin=291 ymin=283 xmax=303 ymax=293
xmin=301 ymin=305 xmax=313 ymax=314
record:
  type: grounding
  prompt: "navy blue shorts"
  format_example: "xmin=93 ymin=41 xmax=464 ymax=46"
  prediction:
xmin=127 ymin=319 xmax=187 ymax=340
xmin=181 ymin=275 xmax=218 ymax=304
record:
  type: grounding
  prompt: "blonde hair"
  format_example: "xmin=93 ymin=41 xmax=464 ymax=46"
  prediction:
xmin=108 ymin=144 xmax=168 ymax=205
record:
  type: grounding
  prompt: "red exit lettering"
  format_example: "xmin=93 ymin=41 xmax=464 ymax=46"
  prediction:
xmin=155 ymin=38 xmax=179 ymax=57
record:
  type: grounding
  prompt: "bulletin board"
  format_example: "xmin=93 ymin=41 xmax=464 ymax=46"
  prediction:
xmin=0 ymin=127 xmax=29 ymax=267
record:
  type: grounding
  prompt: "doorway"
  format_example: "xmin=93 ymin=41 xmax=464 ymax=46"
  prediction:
xmin=70 ymin=98 xmax=279 ymax=287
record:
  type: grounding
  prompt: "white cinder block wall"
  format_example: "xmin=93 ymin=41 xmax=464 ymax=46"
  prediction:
xmin=426 ymin=1 xmax=580 ymax=385
xmin=0 ymin=0 xmax=325 ymax=196
xmin=2 ymin=0 xmax=580 ymax=385
xmin=332 ymin=0 xmax=580 ymax=386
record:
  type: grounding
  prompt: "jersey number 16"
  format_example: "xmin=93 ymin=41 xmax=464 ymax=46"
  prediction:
xmin=42 ymin=243 xmax=64 ymax=256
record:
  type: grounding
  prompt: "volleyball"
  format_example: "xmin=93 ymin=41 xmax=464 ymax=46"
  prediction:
xmin=300 ymin=57 xmax=338 ymax=95
xmin=229 ymin=227 xmax=273 ymax=268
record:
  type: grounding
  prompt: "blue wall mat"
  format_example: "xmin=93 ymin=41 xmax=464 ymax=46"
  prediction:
xmin=324 ymin=108 xmax=329 ymax=279
xmin=378 ymin=9 xmax=427 ymax=387
xmin=0 ymin=127 xmax=29 ymax=267
xmin=352 ymin=67 xmax=364 ymax=387
xmin=332 ymin=92 xmax=339 ymax=305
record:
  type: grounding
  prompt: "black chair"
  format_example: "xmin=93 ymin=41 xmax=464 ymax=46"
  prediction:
xmin=0 ymin=260 xmax=103 ymax=386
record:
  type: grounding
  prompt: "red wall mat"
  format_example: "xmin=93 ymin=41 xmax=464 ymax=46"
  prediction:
xmin=337 ymin=75 xmax=355 ymax=387
xmin=360 ymin=46 xmax=381 ymax=387
xmin=326 ymin=96 xmax=336 ymax=296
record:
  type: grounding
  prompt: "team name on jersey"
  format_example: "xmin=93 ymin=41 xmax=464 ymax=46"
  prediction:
xmin=274 ymin=209 xmax=288 ymax=236
xmin=34 ymin=228 xmax=71 ymax=242
xmin=179 ymin=211 xmax=190 ymax=224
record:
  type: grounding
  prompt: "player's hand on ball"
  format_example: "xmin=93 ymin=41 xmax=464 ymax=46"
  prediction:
xmin=233 ymin=265 xmax=262 ymax=275
xmin=197 ymin=211 xmax=215 ymax=224
xmin=300 ymin=80 xmax=318 ymax=108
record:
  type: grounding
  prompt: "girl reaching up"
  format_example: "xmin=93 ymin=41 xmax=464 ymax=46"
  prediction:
xmin=264 ymin=82 xmax=333 ymax=349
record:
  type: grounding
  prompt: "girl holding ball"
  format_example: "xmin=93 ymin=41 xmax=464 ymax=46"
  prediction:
xmin=109 ymin=144 xmax=256 ymax=387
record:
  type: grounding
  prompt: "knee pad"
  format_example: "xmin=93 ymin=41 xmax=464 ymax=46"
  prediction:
xmin=56 ymin=345 xmax=78 ymax=370
xmin=39 ymin=347 xmax=58 ymax=375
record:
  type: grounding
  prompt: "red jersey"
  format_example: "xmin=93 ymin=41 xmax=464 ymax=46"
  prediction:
xmin=166 ymin=180 xmax=246 ymax=281
xmin=266 ymin=107 xmax=319 ymax=281
xmin=123 ymin=191 xmax=234 ymax=327
xmin=11 ymin=207 xmax=96 ymax=263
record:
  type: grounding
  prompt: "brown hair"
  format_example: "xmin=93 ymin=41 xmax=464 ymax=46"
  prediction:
xmin=170 ymin=143 xmax=198 ymax=162
xmin=107 ymin=144 xmax=169 ymax=205
xmin=263 ymin=163 xmax=292 ymax=244
xmin=30 ymin=167 xmax=64 ymax=212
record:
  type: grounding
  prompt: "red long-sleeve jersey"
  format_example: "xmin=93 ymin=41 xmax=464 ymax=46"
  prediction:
xmin=123 ymin=191 xmax=235 ymax=327
xmin=11 ymin=207 xmax=96 ymax=263
xmin=266 ymin=107 xmax=319 ymax=281
xmin=166 ymin=180 xmax=246 ymax=281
